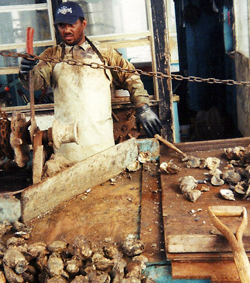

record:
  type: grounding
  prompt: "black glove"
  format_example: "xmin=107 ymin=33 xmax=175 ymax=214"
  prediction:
xmin=136 ymin=104 xmax=163 ymax=138
xmin=20 ymin=58 xmax=38 ymax=75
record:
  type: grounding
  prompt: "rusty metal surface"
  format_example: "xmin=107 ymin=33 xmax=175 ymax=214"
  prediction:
xmin=140 ymin=162 xmax=166 ymax=262
xmin=113 ymin=108 xmax=141 ymax=143
xmin=172 ymin=261 xmax=240 ymax=283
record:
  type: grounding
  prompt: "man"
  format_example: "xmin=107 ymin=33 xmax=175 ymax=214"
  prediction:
xmin=19 ymin=1 xmax=162 ymax=162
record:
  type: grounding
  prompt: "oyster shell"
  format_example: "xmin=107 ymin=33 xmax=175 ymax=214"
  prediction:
xmin=127 ymin=161 xmax=140 ymax=172
xmin=179 ymin=176 xmax=197 ymax=194
xmin=211 ymin=175 xmax=224 ymax=186
xmin=220 ymin=189 xmax=235 ymax=201
xmin=200 ymin=185 xmax=210 ymax=192
xmin=47 ymin=253 xmax=68 ymax=278
xmin=205 ymin=157 xmax=221 ymax=170
xmin=187 ymin=189 xmax=202 ymax=202
xmin=47 ymin=240 xmax=67 ymax=253
xmin=66 ymin=256 xmax=82 ymax=274
xmin=234 ymin=181 xmax=248 ymax=195
xmin=72 ymin=236 xmax=92 ymax=260
xmin=244 ymin=185 xmax=250 ymax=200
xmin=186 ymin=157 xmax=202 ymax=168
xmin=222 ymin=170 xmax=241 ymax=184
xmin=138 ymin=152 xmax=151 ymax=163
xmin=224 ymin=146 xmax=245 ymax=160
xmin=92 ymin=252 xmax=113 ymax=271
xmin=160 ymin=161 xmax=180 ymax=174
xmin=122 ymin=235 xmax=145 ymax=256
xmin=3 ymin=248 xmax=28 ymax=274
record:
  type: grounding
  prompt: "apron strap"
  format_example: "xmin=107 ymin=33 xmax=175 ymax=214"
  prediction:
xmin=85 ymin=36 xmax=110 ymax=81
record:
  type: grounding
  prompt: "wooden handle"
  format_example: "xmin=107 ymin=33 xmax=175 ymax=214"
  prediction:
xmin=208 ymin=206 xmax=250 ymax=283
xmin=154 ymin=134 xmax=187 ymax=158
xmin=209 ymin=206 xmax=245 ymax=217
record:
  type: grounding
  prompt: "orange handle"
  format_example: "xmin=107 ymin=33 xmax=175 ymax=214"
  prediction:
xmin=26 ymin=27 xmax=34 ymax=54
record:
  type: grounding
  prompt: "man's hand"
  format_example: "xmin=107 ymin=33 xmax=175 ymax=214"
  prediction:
xmin=20 ymin=58 xmax=38 ymax=75
xmin=136 ymin=104 xmax=163 ymax=138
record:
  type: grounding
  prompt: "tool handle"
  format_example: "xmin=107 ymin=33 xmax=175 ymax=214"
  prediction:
xmin=209 ymin=206 xmax=245 ymax=217
xmin=234 ymin=251 xmax=250 ymax=283
xmin=154 ymin=134 xmax=187 ymax=158
xmin=26 ymin=27 xmax=35 ymax=120
xmin=26 ymin=27 xmax=34 ymax=54
xmin=208 ymin=206 xmax=250 ymax=283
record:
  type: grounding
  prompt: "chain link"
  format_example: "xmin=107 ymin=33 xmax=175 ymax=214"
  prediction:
xmin=1 ymin=50 xmax=250 ymax=87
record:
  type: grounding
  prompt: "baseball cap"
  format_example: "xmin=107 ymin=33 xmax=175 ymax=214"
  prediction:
xmin=54 ymin=1 xmax=84 ymax=24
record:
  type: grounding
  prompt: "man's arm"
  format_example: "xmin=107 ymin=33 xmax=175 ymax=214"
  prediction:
xmin=102 ymin=46 xmax=163 ymax=137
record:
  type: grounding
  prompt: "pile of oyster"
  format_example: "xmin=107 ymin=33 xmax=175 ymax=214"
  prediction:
xmin=176 ymin=145 xmax=250 ymax=202
xmin=0 ymin=222 xmax=155 ymax=283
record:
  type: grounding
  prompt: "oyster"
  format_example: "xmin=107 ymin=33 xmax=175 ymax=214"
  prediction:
xmin=27 ymin=242 xmax=47 ymax=259
xmin=47 ymin=240 xmax=67 ymax=253
xmin=111 ymin=258 xmax=127 ymax=282
xmin=0 ymin=221 xmax=12 ymax=237
xmin=187 ymin=189 xmax=202 ymax=202
xmin=138 ymin=152 xmax=151 ymax=163
xmin=243 ymin=185 xmax=250 ymax=200
xmin=103 ymin=246 xmax=121 ymax=259
xmin=179 ymin=176 xmax=197 ymax=194
xmin=205 ymin=157 xmax=221 ymax=170
xmin=3 ymin=248 xmax=28 ymax=274
xmin=200 ymin=185 xmax=210 ymax=192
xmin=160 ymin=161 xmax=180 ymax=174
xmin=224 ymin=146 xmax=245 ymax=160
xmin=47 ymin=253 xmax=68 ymax=278
xmin=211 ymin=175 xmax=224 ymax=186
xmin=72 ymin=236 xmax=92 ymax=260
xmin=234 ymin=181 xmax=247 ymax=195
xmin=0 ymin=271 xmax=6 ymax=283
xmin=46 ymin=275 xmax=68 ymax=283
xmin=122 ymin=235 xmax=145 ymax=256
xmin=3 ymin=264 xmax=24 ymax=283
xmin=125 ymin=260 xmax=143 ymax=279
xmin=220 ymin=189 xmax=235 ymax=201
xmin=186 ymin=156 xmax=202 ymax=168
xmin=66 ymin=256 xmax=82 ymax=274
xmin=222 ymin=170 xmax=241 ymax=184
xmin=127 ymin=161 xmax=140 ymax=172
xmin=224 ymin=146 xmax=250 ymax=164
xmin=92 ymin=252 xmax=113 ymax=271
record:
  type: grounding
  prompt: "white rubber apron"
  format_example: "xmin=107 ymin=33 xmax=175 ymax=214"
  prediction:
xmin=52 ymin=45 xmax=114 ymax=162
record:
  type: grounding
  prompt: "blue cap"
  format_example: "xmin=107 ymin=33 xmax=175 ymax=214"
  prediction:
xmin=54 ymin=1 xmax=84 ymax=24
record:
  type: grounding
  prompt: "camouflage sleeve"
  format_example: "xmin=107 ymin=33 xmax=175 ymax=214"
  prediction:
xmin=18 ymin=46 xmax=58 ymax=91
xmin=102 ymin=45 xmax=150 ymax=108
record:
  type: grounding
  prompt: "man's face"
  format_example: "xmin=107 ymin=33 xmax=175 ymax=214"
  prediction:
xmin=57 ymin=19 xmax=87 ymax=46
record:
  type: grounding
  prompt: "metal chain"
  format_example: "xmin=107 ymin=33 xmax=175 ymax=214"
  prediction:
xmin=1 ymin=50 xmax=250 ymax=87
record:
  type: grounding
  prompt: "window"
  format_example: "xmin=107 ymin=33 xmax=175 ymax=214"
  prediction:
xmin=0 ymin=0 xmax=55 ymax=74
xmin=62 ymin=0 xmax=155 ymax=99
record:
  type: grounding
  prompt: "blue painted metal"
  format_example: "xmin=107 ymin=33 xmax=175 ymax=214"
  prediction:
xmin=223 ymin=6 xmax=233 ymax=52
xmin=144 ymin=262 xmax=211 ymax=283
xmin=137 ymin=138 xmax=160 ymax=161
xmin=173 ymin=100 xmax=180 ymax=143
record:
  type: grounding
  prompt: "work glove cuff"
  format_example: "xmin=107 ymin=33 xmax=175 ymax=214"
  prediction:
xmin=20 ymin=57 xmax=38 ymax=75
xmin=136 ymin=104 xmax=150 ymax=115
